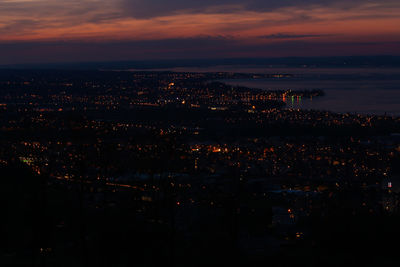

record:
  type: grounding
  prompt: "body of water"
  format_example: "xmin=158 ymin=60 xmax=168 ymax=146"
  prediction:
xmin=221 ymin=76 xmax=400 ymax=115
xmin=131 ymin=66 xmax=400 ymax=115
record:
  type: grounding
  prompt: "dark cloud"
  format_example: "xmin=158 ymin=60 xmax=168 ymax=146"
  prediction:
xmin=1 ymin=37 xmax=399 ymax=65
xmin=0 ymin=37 xmax=237 ymax=64
xmin=121 ymin=0 xmax=390 ymax=18
xmin=0 ymin=0 xmax=123 ymax=31
xmin=260 ymin=33 xmax=333 ymax=40
xmin=0 ymin=0 xmax=399 ymax=64
xmin=0 ymin=0 xmax=398 ymax=38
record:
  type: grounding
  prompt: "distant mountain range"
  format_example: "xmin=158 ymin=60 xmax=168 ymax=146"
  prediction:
xmin=1 ymin=56 xmax=400 ymax=70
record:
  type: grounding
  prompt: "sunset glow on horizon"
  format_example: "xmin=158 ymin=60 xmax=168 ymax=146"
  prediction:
xmin=1 ymin=0 xmax=400 ymax=64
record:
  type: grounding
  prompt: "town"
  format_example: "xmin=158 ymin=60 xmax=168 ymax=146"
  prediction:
xmin=1 ymin=70 xmax=399 ymax=266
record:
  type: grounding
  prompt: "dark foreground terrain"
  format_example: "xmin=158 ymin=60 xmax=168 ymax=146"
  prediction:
xmin=1 ymin=70 xmax=399 ymax=266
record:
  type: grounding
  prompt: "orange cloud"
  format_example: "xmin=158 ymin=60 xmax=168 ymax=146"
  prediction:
xmin=0 ymin=0 xmax=400 ymax=63
xmin=1 ymin=2 xmax=400 ymax=44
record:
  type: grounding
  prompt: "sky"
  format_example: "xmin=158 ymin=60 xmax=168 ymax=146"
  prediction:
xmin=1 ymin=0 xmax=400 ymax=64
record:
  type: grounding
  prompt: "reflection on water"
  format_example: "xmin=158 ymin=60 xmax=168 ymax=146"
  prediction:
xmin=132 ymin=65 xmax=400 ymax=115
xmin=219 ymin=69 xmax=400 ymax=115
xmin=223 ymin=79 xmax=400 ymax=115
xmin=273 ymin=94 xmax=304 ymax=110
